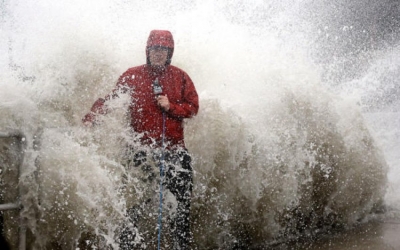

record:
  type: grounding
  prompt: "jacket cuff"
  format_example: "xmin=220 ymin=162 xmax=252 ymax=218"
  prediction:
xmin=168 ymin=103 xmax=177 ymax=114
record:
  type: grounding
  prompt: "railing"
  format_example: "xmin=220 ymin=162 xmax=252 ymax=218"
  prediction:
xmin=0 ymin=131 xmax=27 ymax=250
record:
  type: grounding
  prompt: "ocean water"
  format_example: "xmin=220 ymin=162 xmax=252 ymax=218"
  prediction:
xmin=0 ymin=0 xmax=399 ymax=249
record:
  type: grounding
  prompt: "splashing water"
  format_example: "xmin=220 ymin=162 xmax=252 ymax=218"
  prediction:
xmin=0 ymin=0 xmax=398 ymax=249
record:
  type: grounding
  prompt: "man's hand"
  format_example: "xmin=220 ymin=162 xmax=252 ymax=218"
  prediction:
xmin=83 ymin=121 xmax=94 ymax=127
xmin=157 ymin=95 xmax=170 ymax=111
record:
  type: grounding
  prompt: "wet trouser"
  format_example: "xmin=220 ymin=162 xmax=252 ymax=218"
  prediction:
xmin=119 ymin=148 xmax=193 ymax=250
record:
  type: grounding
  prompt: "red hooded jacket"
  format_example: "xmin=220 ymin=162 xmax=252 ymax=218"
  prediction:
xmin=83 ymin=30 xmax=199 ymax=148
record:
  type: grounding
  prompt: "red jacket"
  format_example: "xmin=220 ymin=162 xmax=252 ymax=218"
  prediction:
xmin=83 ymin=64 xmax=199 ymax=148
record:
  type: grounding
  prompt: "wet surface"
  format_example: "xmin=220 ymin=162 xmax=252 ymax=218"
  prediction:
xmin=287 ymin=219 xmax=400 ymax=250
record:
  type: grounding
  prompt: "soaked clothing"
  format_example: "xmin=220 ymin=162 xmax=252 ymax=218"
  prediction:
xmin=119 ymin=148 xmax=193 ymax=250
xmin=83 ymin=30 xmax=197 ymax=249
xmin=82 ymin=31 xmax=198 ymax=148
xmin=82 ymin=64 xmax=199 ymax=148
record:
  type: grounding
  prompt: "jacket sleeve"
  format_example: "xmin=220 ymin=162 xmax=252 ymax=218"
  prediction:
xmin=82 ymin=70 xmax=132 ymax=124
xmin=82 ymin=98 xmax=106 ymax=124
xmin=167 ymin=72 xmax=199 ymax=119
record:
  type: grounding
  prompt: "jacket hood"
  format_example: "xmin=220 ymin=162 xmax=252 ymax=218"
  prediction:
xmin=146 ymin=30 xmax=174 ymax=65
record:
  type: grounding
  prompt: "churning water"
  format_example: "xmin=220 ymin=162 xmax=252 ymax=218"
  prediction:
xmin=1 ymin=0 xmax=399 ymax=249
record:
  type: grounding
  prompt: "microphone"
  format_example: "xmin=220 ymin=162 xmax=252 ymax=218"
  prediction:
xmin=153 ymin=78 xmax=163 ymax=96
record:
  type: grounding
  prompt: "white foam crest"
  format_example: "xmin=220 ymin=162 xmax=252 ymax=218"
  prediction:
xmin=185 ymin=77 xmax=387 ymax=247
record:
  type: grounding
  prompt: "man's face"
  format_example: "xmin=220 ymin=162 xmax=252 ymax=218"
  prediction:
xmin=148 ymin=47 xmax=169 ymax=66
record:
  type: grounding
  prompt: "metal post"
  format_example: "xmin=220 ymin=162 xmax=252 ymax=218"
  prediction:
xmin=0 ymin=131 xmax=27 ymax=250
xmin=0 ymin=203 xmax=20 ymax=210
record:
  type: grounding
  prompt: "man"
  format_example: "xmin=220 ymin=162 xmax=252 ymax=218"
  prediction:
xmin=83 ymin=30 xmax=199 ymax=249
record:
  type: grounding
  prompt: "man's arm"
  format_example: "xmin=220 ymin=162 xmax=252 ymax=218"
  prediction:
xmin=82 ymin=98 xmax=107 ymax=126
xmin=167 ymin=72 xmax=199 ymax=119
xmin=82 ymin=70 xmax=132 ymax=125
